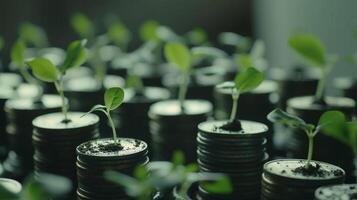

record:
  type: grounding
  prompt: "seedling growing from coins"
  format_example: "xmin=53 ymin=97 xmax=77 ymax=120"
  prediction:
xmin=26 ymin=40 xmax=87 ymax=122
xmin=289 ymin=33 xmax=338 ymax=103
xmin=267 ymin=109 xmax=345 ymax=167
xmin=85 ymin=87 xmax=125 ymax=146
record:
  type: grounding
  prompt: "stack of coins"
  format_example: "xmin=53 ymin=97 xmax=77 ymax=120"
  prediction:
xmin=1 ymin=95 xmax=62 ymax=180
xmin=261 ymin=159 xmax=345 ymax=200
xmin=315 ymin=184 xmax=357 ymax=200
xmin=197 ymin=120 xmax=269 ymax=200
xmin=76 ymin=138 xmax=149 ymax=200
xmin=149 ymin=100 xmax=212 ymax=163
xmin=32 ymin=112 xmax=99 ymax=186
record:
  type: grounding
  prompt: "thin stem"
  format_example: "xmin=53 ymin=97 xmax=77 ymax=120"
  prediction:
xmin=306 ymin=133 xmax=314 ymax=166
xmin=178 ymin=180 xmax=191 ymax=199
xmin=106 ymin=111 xmax=118 ymax=144
xmin=315 ymin=72 xmax=327 ymax=101
xmin=229 ymin=89 xmax=240 ymax=122
xmin=178 ymin=72 xmax=189 ymax=112
xmin=54 ymin=77 xmax=68 ymax=122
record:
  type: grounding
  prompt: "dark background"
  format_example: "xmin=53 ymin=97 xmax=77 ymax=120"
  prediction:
xmin=0 ymin=0 xmax=252 ymax=50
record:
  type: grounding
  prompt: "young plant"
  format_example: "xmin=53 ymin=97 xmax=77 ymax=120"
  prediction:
xmin=267 ymin=109 xmax=345 ymax=167
xmin=0 ymin=173 xmax=72 ymax=200
xmin=104 ymin=151 xmax=232 ymax=200
xmin=217 ymin=67 xmax=264 ymax=130
xmin=85 ymin=87 xmax=125 ymax=145
xmin=11 ymin=39 xmax=40 ymax=86
xmin=164 ymin=42 xmax=191 ymax=111
xmin=289 ymin=33 xmax=338 ymax=102
xmin=26 ymin=40 xmax=87 ymax=122
xmin=19 ymin=22 xmax=48 ymax=48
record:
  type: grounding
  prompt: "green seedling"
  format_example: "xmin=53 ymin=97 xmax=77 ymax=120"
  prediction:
xmin=27 ymin=40 xmax=87 ymax=122
xmin=85 ymin=87 xmax=125 ymax=145
xmin=289 ymin=33 xmax=338 ymax=102
xmin=104 ymin=151 xmax=232 ymax=200
xmin=0 ymin=173 xmax=72 ymax=200
xmin=217 ymin=67 xmax=264 ymax=129
xmin=218 ymin=32 xmax=252 ymax=53
xmin=139 ymin=20 xmax=160 ymax=43
xmin=71 ymin=13 xmax=95 ymax=40
xmin=11 ymin=39 xmax=40 ymax=87
xmin=107 ymin=19 xmax=131 ymax=52
xmin=19 ymin=22 xmax=48 ymax=48
xmin=267 ymin=109 xmax=345 ymax=167
xmin=235 ymin=39 xmax=267 ymax=71
xmin=164 ymin=42 xmax=191 ymax=111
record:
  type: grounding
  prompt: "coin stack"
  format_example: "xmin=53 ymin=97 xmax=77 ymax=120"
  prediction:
xmin=32 ymin=112 xmax=99 ymax=186
xmin=197 ymin=120 xmax=269 ymax=200
xmin=149 ymin=100 xmax=212 ymax=163
xmin=76 ymin=138 xmax=149 ymax=200
xmin=261 ymin=159 xmax=345 ymax=200
xmin=315 ymin=184 xmax=357 ymax=200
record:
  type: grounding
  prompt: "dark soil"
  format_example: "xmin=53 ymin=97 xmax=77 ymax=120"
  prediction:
xmin=291 ymin=160 xmax=344 ymax=178
xmin=218 ymin=119 xmax=242 ymax=132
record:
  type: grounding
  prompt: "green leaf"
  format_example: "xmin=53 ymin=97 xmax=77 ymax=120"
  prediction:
xmin=133 ymin=166 xmax=149 ymax=181
xmin=11 ymin=39 xmax=26 ymax=67
xmin=0 ymin=36 xmax=4 ymax=51
xmin=235 ymin=53 xmax=252 ymax=71
xmin=201 ymin=176 xmax=232 ymax=194
xmin=267 ymin=109 xmax=313 ymax=132
xmin=186 ymin=28 xmax=208 ymax=45
xmin=234 ymin=67 xmax=264 ymax=93
xmin=71 ymin=13 xmax=94 ymax=39
xmin=172 ymin=151 xmax=185 ymax=166
xmin=185 ymin=164 xmax=198 ymax=173
xmin=26 ymin=58 xmax=58 ymax=82
xmin=19 ymin=22 xmax=48 ymax=48
xmin=108 ymin=21 xmax=131 ymax=47
xmin=104 ymin=87 xmax=125 ymax=111
xmin=82 ymin=104 xmax=107 ymax=117
xmin=61 ymin=40 xmax=87 ymax=73
xmin=164 ymin=42 xmax=191 ymax=72
xmin=289 ymin=33 xmax=326 ymax=67
xmin=140 ymin=20 xmax=160 ymax=42
xmin=318 ymin=111 xmax=346 ymax=132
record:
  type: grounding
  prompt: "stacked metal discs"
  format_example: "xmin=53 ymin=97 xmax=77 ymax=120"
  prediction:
xmin=149 ymin=100 xmax=212 ymax=163
xmin=112 ymin=87 xmax=170 ymax=145
xmin=315 ymin=184 xmax=357 ymax=200
xmin=197 ymin=120 xmax=269 ymax=200
xmin=76 ymin=138 xmax=149 ymax=200
xmin=32 ymin=112 xmax=99 ymax=187
xmin=261 ymin=159 xmax=345 ymax=200
xmin=1 ymin=95 xmax=62 ymax=180
xmin=286 ymin=96 xmax=356 ymax=182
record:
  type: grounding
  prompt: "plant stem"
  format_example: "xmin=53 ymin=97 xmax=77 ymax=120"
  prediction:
xmin=107 ymin=111 xmax=118 ymax=144
xmin=306 ymin=134 xmax=314 ymax=166
xmin=178 ymin=180 xmax=191 ymax=199
xmin=229 ymin=89 xmax=240 ymax=122
xmin=178 ymin=72 xmax=189 ymax=112
xmin=315 ymin=72 xmax=327 ymax=102
xmin=54 ymin=77 xmax=68 ymax=122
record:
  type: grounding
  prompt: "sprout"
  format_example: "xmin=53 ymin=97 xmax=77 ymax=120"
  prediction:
xmin=139 ymin=20 xmax=160 ymax=42
xmin=104 ymin=151 xmax=232 ymax=200
xmin=218 ymin=67 xmax=264 ymax=130
xmin=267 ymin=109 xmax=345 ymax=167
xmin=164 ymin=42 xmax=191 ymax=111
xmin=27 ymin=40 xmax=87 ymax=122
xmin=70 ymin=13 xmax=95 ymax=40
xmin=85 ymin=87 xmax=125 ymax=145
xmin=19 ymin=22 xmax=48 ymax=48
xmin=289 ymin=33 xmax=338 ymax=102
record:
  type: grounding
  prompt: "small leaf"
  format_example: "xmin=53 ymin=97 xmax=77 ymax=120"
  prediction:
xmin=134 ymin=166 xmax=149 ymax=181
xmin=61 ymin=40 xmax=87 ymax=73
xmin=186 ymin=28 xmax=208 ymax=45
xmin=267 ymin=109 xmax=311 ymax=131
xmin=172 ymin=151 xmax=185 ymax=166
xmin=82 ymin=104 xmax=107 ymax=117
xmin=71 ymin=13 xmax=94 ymax=39
xmin=289 ymin=33 xmax=326 ymax=67
xmin=104 ymin=87 xmax=125 ymax=111
xmin=19 ymin=22 xmax=48 ymax=48
xmin=201 ymin=176 xmax=232 ymax=194
xmin=140 ymin=20 xmax=160 ymax=42
xmin=27 ymin=58 xmax=58 ymax=82
xmin=11 ymin=39 xmax=26 ymax=67
xmin=164 ymin=42 xmax=191 ymax=72
xmin=234 ymin=67 xmax=264 ymax=93
xmin=108 ymin=21 xmax=131 ymax=47
xmin=318 ymin=111 xmax=346 ymax=131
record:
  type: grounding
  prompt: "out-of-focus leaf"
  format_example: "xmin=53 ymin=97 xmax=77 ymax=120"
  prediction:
xmin=201 ymin=176 xmax=232 ymax=194
xmin=234 ymin=67 xmax=264 ymax=93
xmin=19 ymin=22 xmax=48 ymax=48
xmin=140 ymin=20 xmax=160 ymax=42
xmin=26 ymin=58 xmax=58 ymax=82
xmin=61 ymin=40 xmax=87 ymax=73
xmin=11 ymin=39 xmax=26 ymax=67
xmin=71 ymin=13 xmax=95 ymax=39
xmin=267 ymin=109 xmax=314 ymax=132
xmin=185 ymin=28 xmax=208 ymax=45
xmin=164 ymin=42 xmax=191 ymax=72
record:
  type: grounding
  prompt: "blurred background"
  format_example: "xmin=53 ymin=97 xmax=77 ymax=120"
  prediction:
xmin=0 ymin=0 xmax=357 ymax=78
